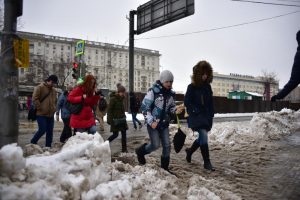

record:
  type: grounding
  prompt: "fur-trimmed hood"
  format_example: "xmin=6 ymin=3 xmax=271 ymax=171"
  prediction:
xmin=192 ymin=60 xmax=213 ymax=86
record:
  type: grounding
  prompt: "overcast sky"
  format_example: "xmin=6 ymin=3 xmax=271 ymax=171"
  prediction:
xmin=14 ymin=0 xmax=300 ymax=91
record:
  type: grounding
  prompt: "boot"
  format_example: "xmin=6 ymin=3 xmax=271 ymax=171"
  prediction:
xmin=135 ymin=143 xmax=147 ymax=165
xmin=200 ymin=144 xmax=215 ymax=171
xmin=121 ymin=135 xmax=127 ymax=153
xmin=161 ymin=156 xmax=176 ymax=176
xmin=185 ymin=140 xmax=200 ymax=163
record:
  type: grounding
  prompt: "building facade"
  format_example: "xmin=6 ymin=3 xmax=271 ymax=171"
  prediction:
xmin=212 ymin=72 xmax=279 ymax=99
xmin=18 ymin=31 xmax=160 ymax=92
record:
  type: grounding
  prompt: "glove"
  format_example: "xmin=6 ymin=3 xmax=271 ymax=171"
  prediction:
xmin=271 ymin=95 xmax=277 ymax=102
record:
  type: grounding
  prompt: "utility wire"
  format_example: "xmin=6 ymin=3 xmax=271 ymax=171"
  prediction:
xmin=231 ymin=0 xmax=300 ymax=7
xmin=135 ymin=10 xmax=300 ymax=40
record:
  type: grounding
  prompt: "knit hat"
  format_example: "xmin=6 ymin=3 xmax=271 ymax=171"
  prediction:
xmin=117 ymin=83 xmax=126 ymax=93
xmin=46 ymin=75 xmax=58 ymax=84
xmin=160 ymin=70 xmax=174 ymax=83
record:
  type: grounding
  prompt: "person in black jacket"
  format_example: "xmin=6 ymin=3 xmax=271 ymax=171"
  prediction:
xmin=271 ymin=30 xmax=300 ymax=101
xmin=129 ymin=92 xmax=142 ymax=130
xmin=184 ymin=60 xmax=215 ymax=171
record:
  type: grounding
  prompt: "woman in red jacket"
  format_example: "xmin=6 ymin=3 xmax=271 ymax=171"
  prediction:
xmin=68 ymin=75 xmax=100 ymax=134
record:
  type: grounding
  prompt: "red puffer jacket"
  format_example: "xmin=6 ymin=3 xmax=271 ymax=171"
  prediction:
xmin=67 ymin=86 xmax=100 ymax=129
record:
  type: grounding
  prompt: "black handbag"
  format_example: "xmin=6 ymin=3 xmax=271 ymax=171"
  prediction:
xmin=173 ymin=115 xmax=186 ymax=153
xmin=65 ymin=101 xmax=83 ymax=114
xmin=113 ymin=117 xmax=127 ymax=126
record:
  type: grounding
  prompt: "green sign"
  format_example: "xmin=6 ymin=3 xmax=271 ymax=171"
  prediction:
xmin=75 ymin=40 xmax=85 ymax=56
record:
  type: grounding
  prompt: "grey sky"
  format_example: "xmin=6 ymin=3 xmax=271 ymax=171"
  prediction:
xmin=18 ymin=0 xmax=300 ymax=92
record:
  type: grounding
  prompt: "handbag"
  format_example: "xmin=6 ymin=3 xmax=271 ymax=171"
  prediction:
xmin=65 ymin=100 xmax=83 ymax=114
xmin=113 ymin=117 xmax=127 ymax=126
xmin=173 ymin=114 xmax=186 ymax=153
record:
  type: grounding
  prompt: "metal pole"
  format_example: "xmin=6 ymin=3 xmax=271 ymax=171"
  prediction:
xmin=128 ymin=10 xmax=136 ymax=112
xmin=0 ymin=0 xmax=23 ymax=147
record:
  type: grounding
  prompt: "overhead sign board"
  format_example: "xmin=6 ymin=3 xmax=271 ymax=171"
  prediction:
xmin=13 ymin=39 xmax=29 ymax=68
xmin=75 ymin=40 xmax=85 ymax=56
xmin=136 ymin=0 xmax=194 ymax=35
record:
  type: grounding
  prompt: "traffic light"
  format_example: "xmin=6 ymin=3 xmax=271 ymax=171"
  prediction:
xmin=72 ymin=62 xmax=79 ymax=79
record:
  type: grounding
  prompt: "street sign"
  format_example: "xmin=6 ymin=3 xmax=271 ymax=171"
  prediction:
xmin=75 ymin=40 xmax=85 ymax=56
xmin=13 ymin=38 xmax=29 ymax=68
xmin=136 ymin=0 xmax=194 ymax=34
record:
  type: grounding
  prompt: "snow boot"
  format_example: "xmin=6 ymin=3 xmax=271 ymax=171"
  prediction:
xmin=200 ymin=144 xmax=215 ymax=171
xmin=135 ymin=143 xmax=147 ymax=165
xmin=161 ymin=156 xmax=176 ymax=176
xmin=185 ymin=139 xmax=200 ymax=163
xmin=121 ymin=134 xmax=127 ymax=153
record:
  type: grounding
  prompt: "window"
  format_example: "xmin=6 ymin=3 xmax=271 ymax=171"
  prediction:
xmin=141 ymin=56 xmax=145 ymax=66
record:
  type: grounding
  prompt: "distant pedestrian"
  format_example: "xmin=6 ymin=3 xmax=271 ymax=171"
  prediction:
xmin=129 ymin=92 xmax=142 ymax=130
xmin=95 ymin=90 xmax=107 ymax=132
xmin=184 ymin=61 xmax=215 ymax=171
xmin=271 ymin=30 xmax=300 ymax=101
xmin=56 ymin=85 xmax=73 ymax=143
xmin=68 ymin=75 xmax=100 ymax=134
xmin=30 ymin=75 xmax=58 ymax=148
xmin=107 ymin=84 xmax=128 ymax=152
xmin=135 ymin=70 xmax=180 ymax=174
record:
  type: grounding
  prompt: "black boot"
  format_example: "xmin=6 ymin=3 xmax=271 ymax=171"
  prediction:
xmin=135 ymin=143 xmax=147 ymax=165
xmin=186 ymin=140 xmax=200 ymax=163
xmin=161 ymin=156 xmax=176 ymax=176
xmin=200 ymin=144 xmax=215 ymax=171
xmin=121 ymin=132 xmax=127 ymax=153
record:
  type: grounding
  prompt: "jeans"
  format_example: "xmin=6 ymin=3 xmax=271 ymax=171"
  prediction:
xmin=76 ymin=125 xmax=97 ymax=134
xmin=131 ymin=112 xmax=141 ymax=128
xmin=107 ymin=130 xmax=126 ymax=142
xmin=145 ymin=125 xmax=170 ymax=158
xmin=31 ymin=115 xmax=54 ymax=147
xmin=60 ymin=117 xmax=72 ymax=143
xmin=196 ymin=128 xmax=208 ymax=146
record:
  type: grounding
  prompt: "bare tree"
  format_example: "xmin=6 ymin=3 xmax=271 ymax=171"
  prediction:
xmin=260 ymin=70 xmax=278 ymax=101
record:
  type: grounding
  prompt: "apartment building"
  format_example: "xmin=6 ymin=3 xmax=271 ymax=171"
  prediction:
xmin=212 ymin=72 xmax=279 ymax=99
xmin=18 ymin=31 xmax=160 ymax=92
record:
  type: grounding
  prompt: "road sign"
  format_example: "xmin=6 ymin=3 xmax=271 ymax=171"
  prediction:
xmin=136 ymin=0 xmax=194 ymax=34
xmin=13 ymin=38 xmax=29 ymax=68
xmin=75 ymin=40 xmax=85 ymax=56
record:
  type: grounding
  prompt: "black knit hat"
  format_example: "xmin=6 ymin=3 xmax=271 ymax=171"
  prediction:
xmin=46 ymin=75 xmax=58 ymax=84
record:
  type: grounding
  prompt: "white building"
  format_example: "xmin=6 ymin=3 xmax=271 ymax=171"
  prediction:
xmin=18 ymin=31 xmax=160 ymax=92
xmin=212 ymin=72 xmax=279 ymax=99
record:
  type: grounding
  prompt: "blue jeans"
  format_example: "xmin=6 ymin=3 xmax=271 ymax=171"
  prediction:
xmin=131 ymin=112 xmax=141 ymax=128
xmin=145 ymin=125 xmax=170 ymax=158
xmin=196 ymin=129 xmax=208 ymax=146
xmin=31 ymin=116 xmax=54 ymax=147
xmin=76 ymin=125 xmax=97 ymax=134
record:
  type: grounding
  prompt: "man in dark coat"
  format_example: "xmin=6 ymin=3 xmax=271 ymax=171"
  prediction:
xmin=271 ymin=30 xmax=300 ymax=101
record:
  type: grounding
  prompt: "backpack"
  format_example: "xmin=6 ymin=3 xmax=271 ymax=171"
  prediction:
xmin=98 ymin=98 xmax=107 ymax=111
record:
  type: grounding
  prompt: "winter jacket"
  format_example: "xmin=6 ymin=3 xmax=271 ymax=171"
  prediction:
xmin=275 ymin=31 xmax=300 ymax=99
xmin=107 ymin=92 xmax=128 ymax=132
xmin=56 ymin=91 xmax=71 ymax=119
xmin=32 ymin=82 xmax=57 ymax=117
xmin=67 ymin=86 xmax=100 ymax=129
xmin=184 ymin=83 xmax=214 ymax=131
xmin=130 ymin=94 xmax=140 ymax=113
xmin=141 ymin=81 xmax=176 ymax=127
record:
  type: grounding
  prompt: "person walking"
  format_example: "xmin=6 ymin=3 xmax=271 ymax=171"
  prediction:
xmin=95 ymin=90 xmax=107 ymax=132
xmin=129 ymin=92 xmax=142 ymax=130
xmin=67 ymin=75 xmax=100 ymax=134
xmin=271 ymin=30 xmax=300 ymax=101
xmin=30 ymin=75 xmax=58 ymax=148
xmin=56 ymin=85 xmax=73 ymax=143
xmin=107 ymin=84 xmax=128 ymax=152
xmin=135 ymin=70 xmax=179 ymax=174
xmin=184 ymin=60 xmax=215 ymax=171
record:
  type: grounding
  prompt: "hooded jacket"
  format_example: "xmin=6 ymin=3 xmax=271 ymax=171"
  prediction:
xmin=184 ymin=62 xmax=214 ymax=131
xmin=275 ymin=30 xmax=300 ymax=99
xmin=141 ymin=80 xmax=176 ymax=127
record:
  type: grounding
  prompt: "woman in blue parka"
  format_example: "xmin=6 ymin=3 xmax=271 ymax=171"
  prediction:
xmin=184 ymin=60 xmax=215 ymax=171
